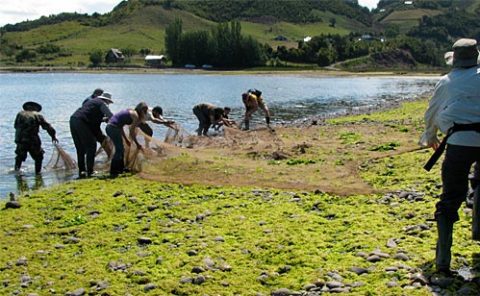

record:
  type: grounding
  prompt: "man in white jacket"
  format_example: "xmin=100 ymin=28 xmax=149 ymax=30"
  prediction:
xmin=420 ymin=38 xmax=480 ymax=275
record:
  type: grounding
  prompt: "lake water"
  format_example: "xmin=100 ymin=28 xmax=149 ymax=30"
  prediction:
xmin=0 ymin=73 xmax=439 ymax=197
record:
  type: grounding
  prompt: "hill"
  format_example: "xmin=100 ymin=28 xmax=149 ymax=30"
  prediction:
xmin=375 ymin=0 xmax=480 ymax=33
xmin=0 ymin=0 xmax=370 ymax=67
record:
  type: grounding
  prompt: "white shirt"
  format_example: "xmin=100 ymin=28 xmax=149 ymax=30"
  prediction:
xmin=420 ymin=66 xmax=480 ymax=147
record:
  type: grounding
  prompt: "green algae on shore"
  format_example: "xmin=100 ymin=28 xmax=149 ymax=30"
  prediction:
xmin=2 ymin=99 xmax=479 ymax=295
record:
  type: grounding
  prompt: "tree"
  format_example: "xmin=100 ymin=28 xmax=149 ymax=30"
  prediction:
xmin=165 ymin=18 xmax=183 ymax=66
xmin=329 ymin=18 xmax=336 ymax=27
xmin=89 ymin=49 xmax=103 ymax=67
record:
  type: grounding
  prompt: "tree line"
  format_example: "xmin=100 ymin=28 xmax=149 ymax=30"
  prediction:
xmin=165 ymin=19 xmax=266 ymax=68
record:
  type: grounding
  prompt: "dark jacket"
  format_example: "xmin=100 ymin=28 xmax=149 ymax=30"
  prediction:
xmin=14 ymin=111 xmax=56 ymax=144
xmin=71 ymin=98 xmax=113 ymax=142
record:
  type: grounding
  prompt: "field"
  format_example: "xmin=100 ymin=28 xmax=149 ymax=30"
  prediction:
xmin=0 ymin=6 xmax=364 ymax=67
xmin=2 ymin=99 xmax=480 ymax=295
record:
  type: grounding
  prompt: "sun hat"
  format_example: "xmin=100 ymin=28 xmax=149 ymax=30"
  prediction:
xmin=451 ymin=38 xmax=479 ymax=68
xmin=93 ymin=88 xmax=104 ymax=97
xmin=97 ymin=92 xmax=113 ymax=104
xmin=22 ymin=101 xmax=42 ymax=112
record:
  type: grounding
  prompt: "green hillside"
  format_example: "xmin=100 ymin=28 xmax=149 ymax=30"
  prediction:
xmin=0 ymin=0 xmax=369 ymax=67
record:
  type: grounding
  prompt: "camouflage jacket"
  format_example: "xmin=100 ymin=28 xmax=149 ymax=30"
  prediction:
xmin=14 ymin=111 xmax=56 ymax=144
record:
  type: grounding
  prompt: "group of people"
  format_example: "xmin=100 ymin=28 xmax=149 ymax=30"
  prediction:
xmin=11 ymin=37 xmax=480 ymax=279
xmin=14 ymin=88 xmax=271 ymax=178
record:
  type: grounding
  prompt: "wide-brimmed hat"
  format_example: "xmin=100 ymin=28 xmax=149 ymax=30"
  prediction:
xmin=97 ymin=92 xmax=113 ymax=104
xmin=451 ymin=38 xmax=479 ymax=68
xmin=92 ymin=88 xmax=104 ymax=97
xmin=22 ymin=101 xmax=42 ymax=112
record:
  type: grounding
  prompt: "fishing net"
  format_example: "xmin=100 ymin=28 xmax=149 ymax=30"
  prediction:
xmin=45 ymin=143 xmax=77 ymax=170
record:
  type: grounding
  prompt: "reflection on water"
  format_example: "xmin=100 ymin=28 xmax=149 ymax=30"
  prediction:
xmin=0 ymin=73 xmax=439 ymax=197
xmin=15 ymin=174 xmax=45 ymax=193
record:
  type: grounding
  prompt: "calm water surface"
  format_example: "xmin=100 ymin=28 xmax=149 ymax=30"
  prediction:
xmin=0 ymin=73 xmax=439 ymax=197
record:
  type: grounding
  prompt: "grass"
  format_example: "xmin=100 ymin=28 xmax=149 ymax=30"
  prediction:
xmin=1 ymin=5 xmax=362 ymax=67
xmin=2 ymin=99 xmax=479 ymax=295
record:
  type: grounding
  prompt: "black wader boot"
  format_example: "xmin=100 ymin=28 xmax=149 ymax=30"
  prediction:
xmin=14 ymin=158 xmax=22 ymax=171
xmin=436 ymin=216 xmax=454 ymax=273
xmin=244 ymin=120 xmax=250 ymax=131
xmin=35 ymin=159 xmax=42 ymax=175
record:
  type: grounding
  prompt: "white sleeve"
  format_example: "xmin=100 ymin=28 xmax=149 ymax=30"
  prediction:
xmin=419 ymin=80 xmax=444 ymax=147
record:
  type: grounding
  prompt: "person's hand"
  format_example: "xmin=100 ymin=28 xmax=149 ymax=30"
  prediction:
xmin=52 ymin=137 xmax=59 ymax=144
xmin=167 ymin=120 xmax=175 ymax=125
xmin=137 ymin=144 xmax=143 ymax=151
xmin=429 ymin=140 xmax=440 ymax=151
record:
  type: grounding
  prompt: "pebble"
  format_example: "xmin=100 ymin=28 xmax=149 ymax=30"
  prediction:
xmin=16 ymin=257 xmax=27 ymax=266
xmin=271 ymin=288 xmax=295 ymax=296
xmin=137 ymin=237 xmax=153 ymax=245
xmin=179 ymin=277 xmax=193 ymax=284
xmin=278 ymin=265 xmax=292 ymax=274
xmin=65 ymin=288 xmax=86 ymax=296
xmin=143 ymin=283 xmax=157 ymax=292
xmin=394 ymin=253 xmax=410 ymax=261
xmin=386 ymin=281 xmax=398 ymax=288
xmin=112 ymin=191 xmax=123 ymax=197
xmin=187 ymin=250 xmax=198 ymax=256
xmin=214 ymin=236 xmax=225 ymax=242
xmin=5 ymin=200 xmax=21 ymax=209
xmin=204 ymin=257 xmax=215 ymax=269
xmin=326 ymin=281 xmax=343 ymax=289
xmin=385 ymin=266 xmax=398 ymax=272
xmin=371 ymin=249 xmax=390 ymax=258
xmin=356 ymin=252 xmax=368 ymax=258
xmin=193 ymin=275 xmax=206 ymax=285
xmin=386 ymin=238 xmax=398 ymax=248
xmin=155 ymin=256 xmax=163 ymax=265
xmin=64 ymin=237 xmax=80 ymax=244
xmin=410 ymin=273 xmax=429 ymax=285
xmin=329 ymin=287 xmax=350 ymax=293
xmin=366 ymin=255 xmax=381 ymax=262
xmin=147 ymin=205 xmax=159 ymax=212
xmin=191 ymin=266 xmax=205 ymax=274
xmin=350 ymin=267 xmax=369 ymax=275
xmin=303 ymin=283 xmax=317 ymax=291
xmin=219 ymin=263 xmax=232 ymax=272
xmin=54 ymin=244 xmax=65 ymax=249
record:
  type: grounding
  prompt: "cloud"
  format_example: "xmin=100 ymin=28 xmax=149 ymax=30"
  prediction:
xmin=358 ymin=0 xmax=379 ymax=9
xmin=0 ymin=0 xmax=120 ymax=26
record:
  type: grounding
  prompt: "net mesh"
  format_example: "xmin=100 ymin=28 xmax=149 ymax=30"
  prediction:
xmin=47 ymin=123 xmax=283 ymax=174
xmin=45 ymin=144 xmax=77 ymax=170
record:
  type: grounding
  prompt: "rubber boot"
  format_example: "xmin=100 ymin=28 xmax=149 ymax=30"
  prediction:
xmin=14 ymin=158 xmax=22 ymax=171
xmin=244 ymin=120 xmax=250 ymax=131
xmin=436 ymin=216 xmax=454 ymax=273
xmin=35 ymin=159 xmax=43 ymax=175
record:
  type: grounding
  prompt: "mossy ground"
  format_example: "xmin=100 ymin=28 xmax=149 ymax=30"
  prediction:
xmin=1 ymin=99 xmax=479 ymax=295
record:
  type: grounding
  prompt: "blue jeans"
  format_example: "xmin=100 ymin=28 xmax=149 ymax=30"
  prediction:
xmin=106 ymin=124 xmax=124 ymax=175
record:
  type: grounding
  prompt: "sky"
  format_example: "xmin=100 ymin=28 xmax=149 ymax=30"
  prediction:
xmin=0 ymin=0 xmax=380 ymax=27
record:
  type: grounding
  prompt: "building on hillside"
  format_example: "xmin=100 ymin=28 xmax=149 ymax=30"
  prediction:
xmin=274 ymin=35 xmax=288 ymax=41
xmin=105 ymin=48 xmax=125 ymax=63
xmin=404 ymin=1 xmax=413 ymax=5
xmin=304 ymin=36 xmax=312 ymax=43
xmin=145 ymin=55 xmax=167 ymax=68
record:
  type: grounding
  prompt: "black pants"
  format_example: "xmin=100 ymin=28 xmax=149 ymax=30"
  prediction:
xmin=193 ymin=106 xmax=210 ymax=136
xmin=106 ymin=124 xmax=124 ymax=176
xmin=435 ymin=144 xmax=480 ymax=222
xmin=70 ymin=116 xmax=97 ymax=175
xmin=15 ymin=135 xmax=45 ymax=164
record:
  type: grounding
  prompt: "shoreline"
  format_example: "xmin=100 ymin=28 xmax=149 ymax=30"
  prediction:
xmin=3 ymin=97 xmax=477 ymax=296
xmin=0 ymin=66 xmax=445 ymax=77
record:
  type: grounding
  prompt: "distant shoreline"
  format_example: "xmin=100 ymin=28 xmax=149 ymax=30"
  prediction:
xmin=0 ymin=66 xmax=444 ymax=77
